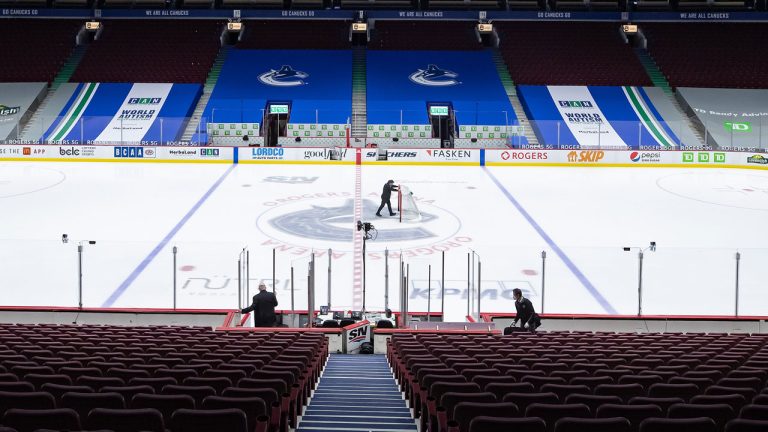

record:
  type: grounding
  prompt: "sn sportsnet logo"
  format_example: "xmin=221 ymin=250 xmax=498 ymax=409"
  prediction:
xmin=258 ymin=65 xmax=309 ymax=87
xmin=347 ymin=326 xmax=368 ymax=344
xmin=409 ymin=64 xmax=460 ymax=87
xmin=629 ymin=151 xmax=661 ymax=163
xmin=128 ymin=98 xmax=162 ymax=105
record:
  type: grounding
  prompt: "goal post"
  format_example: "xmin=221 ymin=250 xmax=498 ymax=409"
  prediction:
xmin=397 ymin=184 xmax=422 ymax=223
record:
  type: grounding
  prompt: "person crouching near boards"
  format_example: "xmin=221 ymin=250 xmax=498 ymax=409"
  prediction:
xmin=511 ymin=288 xmax=541 ymax=332
xmin=376 ymin=179 xmax=399 ymax=217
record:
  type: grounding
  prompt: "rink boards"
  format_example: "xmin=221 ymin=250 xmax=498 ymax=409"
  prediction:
xmin=1 ymin=145 xmax=767 ymax=170
xmin=2 ymin=152 xmax=768 ymax=320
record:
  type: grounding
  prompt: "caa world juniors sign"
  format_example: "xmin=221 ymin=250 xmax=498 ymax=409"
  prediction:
xmin=519 ymin=86 xmax=680 ymax=149
xmin=44 ymin=83 xmax=201 ymax=144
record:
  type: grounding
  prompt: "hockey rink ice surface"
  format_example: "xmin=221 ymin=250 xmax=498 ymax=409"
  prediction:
xmin=1 ymin=161 xmax=767 ymax=321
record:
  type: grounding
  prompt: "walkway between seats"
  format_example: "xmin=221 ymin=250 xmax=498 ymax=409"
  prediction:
xmin=297 ymin=353 xmax=417 ymax=432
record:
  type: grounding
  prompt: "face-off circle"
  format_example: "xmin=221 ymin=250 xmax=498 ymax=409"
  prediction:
xmin=0 ymin=165 xmax=66 ymax=198
xmin=657 ymin=171 xmax=768 ymax=211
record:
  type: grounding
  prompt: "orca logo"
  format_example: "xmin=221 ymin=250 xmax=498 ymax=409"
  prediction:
xmin=258 ymin=65 xmax=309 ymax=87
xmin=409 ymin=64 xmax=460 ymax=87
xmin=267 ymin=199 xmax=437 ymax=243
xmin=256 ymin=194 xmax=464 ymax=251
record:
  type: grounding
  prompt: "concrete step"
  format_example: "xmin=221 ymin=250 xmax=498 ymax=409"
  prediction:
xmin=634 ymin=48 xmax=673 ymax=95
xmin=669 ymin=92 xmax=705 ymax=145
xmin=21 ymin=44 xmax=89 ymax=140
xmin=491 ymin=49 xmax=537 ymax=146
xmin=19 ymin=90 xmax=55 ymax=141
xmin=351 ymin=46 xmax=368 ymax=138
xmin=19 ymin=84 xmax=78 ymax=142
xmin=297 ymin=354 xmax=416 ymax=432
xmin=181 ymin=45 xmax=230 ymax=143
xmin=51 ymin=45 xmax=87 ymax=90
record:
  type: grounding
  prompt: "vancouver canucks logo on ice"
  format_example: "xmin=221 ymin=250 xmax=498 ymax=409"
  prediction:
xmin=258 ymin=65 xmax=309 ymax=87
xmin=409 ymin=64 xmax=460 ymax=86
xmin=267 ymin=199 xmax=437 ymax=243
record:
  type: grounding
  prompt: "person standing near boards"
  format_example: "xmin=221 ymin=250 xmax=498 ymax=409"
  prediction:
xmin=376 ymin=180 xmax=398 ymax=217
xmin=241 ymin=283 xmax=278 ymax=327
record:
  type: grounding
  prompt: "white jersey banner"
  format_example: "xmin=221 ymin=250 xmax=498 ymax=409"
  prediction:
xmin=94 ymin=83 xmax=173 ymax=144
xmin=547 ymin=86 xmax=627 ymax=149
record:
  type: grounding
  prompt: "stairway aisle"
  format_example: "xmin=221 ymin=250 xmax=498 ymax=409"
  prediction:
xmin=180 ymin=45 xmax=230 ymax=143
xmin=634 ymin=48 xmax=705 ymax=145
xmin=634 ymin=48 xmax=673 ymax=94
xmin=297 ymin=354 xmax=417 ymax=432
xmin=19 ymin=45 xmax=88 ymax=142
xmin=491 ymin=49 xmax=538 ymax=147
xmin=351 ymin=47 xmax=368 ymax=141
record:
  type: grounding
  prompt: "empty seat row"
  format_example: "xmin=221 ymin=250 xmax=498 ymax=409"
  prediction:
xmin=0 ymin=406 xmax=267 ymax=432
xmin=0 ymin=324 xmax=329 ymax=432
xmin=389 ymin=332 xmax=768 ymax=432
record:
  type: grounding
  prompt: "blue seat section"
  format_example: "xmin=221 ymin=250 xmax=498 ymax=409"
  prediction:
xmin=517 ymin=85 xmax=578 ymax=148
xmin=366 ymin=50 xmax=516 ymax=127
xmin=43 ymin=83 xmax=202 ymax=144
xmin=44 ymin=82 xmax=130 ymax=143
xmin=636 ymin=86 xmax=682 ymax=148
xmin=202 ymin=49 xmax=352 ymax=129
xmin=588 ymin=86 xmax=665 ymax=149
xmin=517 ymin=85 xmax=680 ymax=149
xmin=191 ymin=133 xmax=208 ymax=145
xmin=144 ymin=84 xmax=203 ymax=143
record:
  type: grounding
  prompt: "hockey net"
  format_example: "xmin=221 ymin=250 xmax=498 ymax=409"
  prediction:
xmin=398 ymin=185 xmax=422 ymax=223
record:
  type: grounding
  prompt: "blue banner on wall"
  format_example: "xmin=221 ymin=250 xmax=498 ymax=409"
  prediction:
xmin=44 ymin=83 xmax=201 ymax=144
xmin=203 ymin=49 xmax=352 ymax=127
xmin=518 ymin=85 xmax=680 ymax=149
xmin=367 ymin=50 xmax=516 ymax=126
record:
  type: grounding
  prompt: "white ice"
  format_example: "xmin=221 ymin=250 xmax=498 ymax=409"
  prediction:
xmin=1 ymin=162 xmax=767 ymax=322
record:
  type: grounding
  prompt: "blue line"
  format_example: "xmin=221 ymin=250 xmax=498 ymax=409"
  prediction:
xmin=482 ymin=167 xmax=617 ymax=314
xmin=101 ymin=164 xmax=236 ymax=307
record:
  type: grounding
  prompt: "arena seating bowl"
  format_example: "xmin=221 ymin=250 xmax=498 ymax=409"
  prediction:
xmin=388 ymin=332 xmax=768 ymax=432
xmin=0 ymin=324 xmax=328 ymax=432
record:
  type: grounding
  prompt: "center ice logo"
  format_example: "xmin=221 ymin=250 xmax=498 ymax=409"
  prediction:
xmin=258 ymin=65 xmax=309 ymax=87
xmin=256 ymin=194 xmax=465 ymax=251
xmin=409 ymin=65 xmax=460 ymax=86
xmin=266 ymin=199 xmax=437 ymax=243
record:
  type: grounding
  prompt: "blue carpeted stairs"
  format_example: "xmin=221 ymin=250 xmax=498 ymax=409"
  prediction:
xmin=297 ymin=354 xmax=417 ymax=432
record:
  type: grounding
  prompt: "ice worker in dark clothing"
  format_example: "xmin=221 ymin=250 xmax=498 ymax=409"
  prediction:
xmin=241 ymin=283 xmax=278 ymax=327
xmin=376 ymin=180 xmax=399 ymax=217
xmin=512 ymin=288 xmax=540 ymax=332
